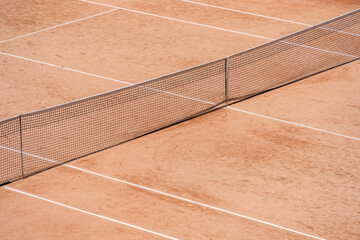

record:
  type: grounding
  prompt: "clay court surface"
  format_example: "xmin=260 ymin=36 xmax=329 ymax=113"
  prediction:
xmin=0 ymin=0 xmax=359 ymax=239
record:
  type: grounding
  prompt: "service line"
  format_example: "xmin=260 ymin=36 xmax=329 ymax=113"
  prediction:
xmin=1 ymin=51 xmax=358 ymax=141
xmin=3 ymin=186 xmax=178 ymax=240
xmin=0 ymin=145 xmax=326 ymax=240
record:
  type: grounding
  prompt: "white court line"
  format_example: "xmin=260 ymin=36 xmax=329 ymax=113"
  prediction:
xmin=79 ymin=0 xmax=358 ymax=59
xmin=3 ymin=186 xmax=178 ymax=240
xmin=0 ymin=145 xmax=325 ymax=240
xmin=0 ymin=51 xmax=130 ymax=85
xmin=181 ymin=0 xmax=311 ymax=26
xmin=0 ymin=52 xmax=215 ymax=106
xmin=227 ymin=107 xmax=360 ymax=141
xmin=181 ymin=0 xmax=360 ymax=38
xmin=0 ymin=9 xmax=118 ymax=44
xmin=1 ymin=51 xmax=358 ymax=141
xmin=279 ymin=41 xmax=358 ymax=58
xmin=79 ymin=0 xmax=272 ymax=40
xmin=0 ymin=3 xmax=353 ymax=239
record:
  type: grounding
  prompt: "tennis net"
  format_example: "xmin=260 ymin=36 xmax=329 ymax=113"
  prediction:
xmin=1 ymin=9 xmax=359 ymax=185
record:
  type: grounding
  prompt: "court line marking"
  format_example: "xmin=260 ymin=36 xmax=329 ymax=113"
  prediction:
xmin=0 ymin=146 xmax=325 ymax=240
xmin=227 ymin=107 xmax=360 ymax=141
xmin=181 ymin=0 xmax=360 ymax=38
xmin=0 ymin=9 xmax=118 ymax=44
xmin=79 ymin=0 xmax=358 ymax=59
xmin=1 ymin=51 xmax=358 ymax=141
xmin=3 ymin=186 xmax=178 ymax=240
xmin=181 ymin=0 xmax=311 ymax=26
xmin=0 ymin=3 xmax=352 ymax=239
xmin=79 ymin=0 xmax=272 ymax=40
xmin=0 ymin=52 xmax=215 ymax=106
xmin=0 ymin=0 xmax=355 ymax=60
xmin=0 ymin=52 xmax=130 ymax=85
xmin=278 ymin=41 xmax=357 ymax=58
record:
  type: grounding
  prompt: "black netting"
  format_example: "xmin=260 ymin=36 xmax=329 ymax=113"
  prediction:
xmin=20 ymin=59 xmax=226 ymax=177
xmin=228 ymin=9 xmax=360 ymax=100
xmin=0 ymin=9 xmax=358 ymax=185
xmin=0 ymin=117 xmax=22 ymax=184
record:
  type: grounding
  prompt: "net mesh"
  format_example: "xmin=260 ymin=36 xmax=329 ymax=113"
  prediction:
xmin=20 ymin=59 xmax=226 ymax=177
xmin=228 ymin=9 xmax=360 ymax=100
xmin=0 ymin=9 xmax=359 ymax=185
xmin=0 ymin=117 xmax=22 ymax=184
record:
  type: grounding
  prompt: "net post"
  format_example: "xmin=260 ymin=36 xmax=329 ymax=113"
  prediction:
xmin=225 ymin=57 xmax=229 ymax=104
xmin=19 ymin=115 xmax=24 ymax=179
